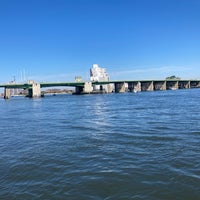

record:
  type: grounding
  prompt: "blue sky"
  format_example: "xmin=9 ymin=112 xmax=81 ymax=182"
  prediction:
xmin=0 ymin=0 xmax=200 ymax=83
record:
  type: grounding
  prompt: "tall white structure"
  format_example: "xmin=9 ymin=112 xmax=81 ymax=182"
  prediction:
xmin=90 ymin=64 xmax=109 ymax=82
xmin=90 ymin=64 xmax=112 ymax=92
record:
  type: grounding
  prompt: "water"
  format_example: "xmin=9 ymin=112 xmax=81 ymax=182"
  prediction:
xmin=0 ymin=89 xmax=200 ymax=200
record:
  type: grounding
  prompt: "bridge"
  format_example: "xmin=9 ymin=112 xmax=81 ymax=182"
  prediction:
xmin=0 ymin=79 xmax=200 ymax=99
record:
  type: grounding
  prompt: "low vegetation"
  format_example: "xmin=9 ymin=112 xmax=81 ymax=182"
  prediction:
xmin=165 ymin=75 xmax=181 ymax=80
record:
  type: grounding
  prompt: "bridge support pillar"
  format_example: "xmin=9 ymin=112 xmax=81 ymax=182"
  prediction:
xmin=154 ymin=81 xmax=166 ymax=90
xmin=74 ymin=82 xmax=93 ymax=94
xmin=166 ymin=81 xmax=178 ymax=90
xmin=28 ymin=83 xmax=41 ymax=98
xmin=128 ymin=82 xmax=141 ymax=92
xmin=4 ymin=88 xmax=11 ymax=99
xmin=178 ymin=81 xmax=190 ymax=89
xmin=185 ymin=81 xmax=191 ymax=89
xmin=141 ymin=81 xmax=154 ymax=91
xmin=83 ymin=82 xmax=93 ymax=93
xmin=107 ymin=84 xmax=114 ymax=93
xmin=190 ymin=81 xmax=200 ymax=88
xmin=115 ymin=82 xmax=126 ymax=93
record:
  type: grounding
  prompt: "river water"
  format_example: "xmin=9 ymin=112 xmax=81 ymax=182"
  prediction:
xmin=0 ymin=89 xmax=200 ymax=200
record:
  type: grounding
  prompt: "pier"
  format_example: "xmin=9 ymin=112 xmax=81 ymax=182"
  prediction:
xmin=0 ymin=79 xmax=200 ymax=99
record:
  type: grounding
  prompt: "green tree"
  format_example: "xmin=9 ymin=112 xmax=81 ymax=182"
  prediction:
xmin=165 ymin=75 xmax=181 ymax=80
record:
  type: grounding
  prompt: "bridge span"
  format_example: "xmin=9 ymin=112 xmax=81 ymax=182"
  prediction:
xmin=0 ymin=79 xmax=200 ymax=99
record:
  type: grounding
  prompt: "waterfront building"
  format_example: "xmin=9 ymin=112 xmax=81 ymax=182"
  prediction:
xmin=9 ymin=81 xmax=20 ymax=96
xmin=90 ymin=64 xmax=112 ymax=92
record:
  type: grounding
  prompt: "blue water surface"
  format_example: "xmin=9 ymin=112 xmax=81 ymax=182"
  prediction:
xmin=0 ymin=89 xmax=200 ymax=200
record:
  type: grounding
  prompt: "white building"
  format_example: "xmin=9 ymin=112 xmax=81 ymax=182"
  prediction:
xmin=90 ymin=64 xmax=112 ymax=92
xmin=90 ymin=64 xmax=109 ymax=82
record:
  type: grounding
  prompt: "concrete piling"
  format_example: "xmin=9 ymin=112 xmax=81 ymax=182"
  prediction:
xmin=114 ymin=82 xmax=126 ymax=93
xmin=4 ymin=88 xmax=11 ymax=99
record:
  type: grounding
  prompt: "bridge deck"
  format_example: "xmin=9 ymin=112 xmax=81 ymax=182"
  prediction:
xmin=0 ymin=80 xmax=200 ymax=89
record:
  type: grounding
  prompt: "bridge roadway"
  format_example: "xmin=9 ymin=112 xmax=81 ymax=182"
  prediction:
xmin=1 ymin=79 xmax=200 ymax=88
xmin=0 ymin=79 xmax=200 ymax=99
xmin=0 ymin=82 xmax=85 ymax=89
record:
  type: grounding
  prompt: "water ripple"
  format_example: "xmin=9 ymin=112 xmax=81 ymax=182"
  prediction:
xmin=0 ymin=90 xmax=200 ymax=199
